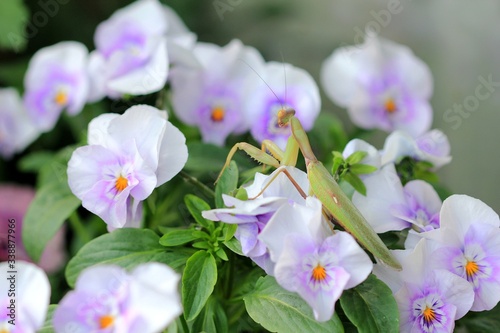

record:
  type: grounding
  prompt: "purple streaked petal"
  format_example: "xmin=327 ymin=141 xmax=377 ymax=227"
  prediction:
xmin=275 ymin=233 xmax=350 ymax=322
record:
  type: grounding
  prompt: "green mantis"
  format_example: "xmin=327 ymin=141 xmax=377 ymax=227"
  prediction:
xmin=216 ymin=108 xmax=402 ymax=270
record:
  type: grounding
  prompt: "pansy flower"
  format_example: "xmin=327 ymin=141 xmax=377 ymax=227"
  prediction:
xmin=374 ymin=239 xmax=474 ymax=333
xmin=420 ymin=195 xmax=500 ymax=311
xmin=53 ymin=263 xmax=182 ymax=333
xmin=0 ymin=88 xmax=39 ymax=159
xmin=259 ymin=197 xmax=373 ymax=322
xmin=202 ymin=166 xmax=309 ymax=274
xmin=321 ymin=34 xmax=433 ymax=137
xmin=88 ymin=0 xmax=169 ymax=100
xmin=244 ymin=62 xmax=321 ymax=150
xmin=352 ymin=163 xmax=442 ymax=233
xmin=381 ymin=129 xmax=452 ymax=169
xmin=24 ymin=41 xmax=89 ymax=131
xmin=170 ymin=39 xmax=264 ymax=146
xmin=68 ymin=105 xmax=188 ymax=230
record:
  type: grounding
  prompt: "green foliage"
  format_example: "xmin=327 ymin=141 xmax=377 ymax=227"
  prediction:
xmin=191 ymin=296 xmax=229 ymax=333
xmin=215 ymin=160 xmax=239 ymax=208
xmin=22 ymin=181 xmax=80 ymax=262
xmin=0 ymin=0 xmax=29 ymax=52
xmin=332 ymin=151 xmax=377 ymax=196
xmin=182 ymin=250 xmax=218 ymax=321
xmin=244 ymin=276 xmax=345 ymax=332
xmin=339 ymin=274 xmax=399 ymax=333
xmin=395 ymin=157 xmax=439 ymax=185
xmin=65 ymin=229 xmax=193 ymax=287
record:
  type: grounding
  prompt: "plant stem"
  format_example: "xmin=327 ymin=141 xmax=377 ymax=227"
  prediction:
xmin=179 ymin=170 xmax=215 ymax=198
xmin=68 ymin=211 xmax=92 ymax=244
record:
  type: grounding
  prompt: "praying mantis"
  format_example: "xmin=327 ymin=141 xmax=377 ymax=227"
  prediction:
xmin=216 ymin=108 xmax=402 ymax=270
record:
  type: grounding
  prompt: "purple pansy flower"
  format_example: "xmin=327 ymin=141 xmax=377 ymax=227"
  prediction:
xmin=88 ymin=0 xmax=169 ymax=100
xmin=53 ymin=263 xmax=182 ymax=333
xmin=382 ymin=129 xmax=452 ymax=169
xmin=374 ymin=239 xmax=474 ymax=333
xmin=0 ymin=88 xmax=39 ymax=159
xmin=202 ymin=166 xmax=309 ymax=274
xmin=418 ymin=195 xmax=500 ymax=311
xmin=321 ymin=34 xmax=433 ymax=137
xmin=352 ymin=163 xmax=442 ymax=233
xmin=68 ymin=105 xmax=188 ymax=230
xmin=170 ymin=39 xmax=264 ymax=146
xmin=243 ymin=62 xmax=321 ymax=150
xmin=259 ymin=197 xmax=373 ymax=322
xmin=24 ymin=41 xmax=89 ymax=131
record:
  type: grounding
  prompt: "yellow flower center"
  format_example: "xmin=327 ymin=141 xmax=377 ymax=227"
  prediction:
xmin=384 ymin=98 xmax=397 ymax=114
xmin=422 ymin=306 xmax=436 ymax=324
xmin=114 ymin=175 xmax=128 ymax=192
xmin=312 ymin=264 xmax=327 ymax=282
xmin=211 ymin=106 xmax=225 ymax=122
xmin=465 ymin=260 xmax=479 ymax=278
xmin=98 ymin=315 xmax=115 ymax=329
xmin=54 ymin=90 xmax=68 ymax=106
xmin=0 ymin=327 xmax=10 ymax=333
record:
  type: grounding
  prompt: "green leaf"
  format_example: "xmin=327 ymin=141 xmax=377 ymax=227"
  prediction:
xmin=38 ymin=304 xmax=57 ymax=333
xmin=224 ymin=236 xmax=243 ymax=256
xmin=332 ymin=152 xmax=344 ymax=175
xmin=182 ymin=251 xmax=218 ymax=321
xmin=340 ymin=274 xmax=399 ymax=333
xmin=349 ymin=164 xmax=378 ymax=175
xmin=184 ymin=194 xmax=212 ymax=228
xmin=0 ymin=0 xmax=29 ymax=52
xmin=159 ymin=229 xmax=199 ymax=247
xmin=215 ymin=160 xmax=238 ymax=209
xmin=244 ymin=276 xmax=344 ymax=332
xmin=65 ymin=229 xmax=192 ymax=287
xmin=458 ymin=302 xmax=500 ymax=333
xmin=191 ymin=296 xmax=229 ymax=333
xmin=37 ymin=145 xmax=78 ymax=189
xmin=215 ymin=247 xmax=228 ymax=261
xmin=343 ymin=173 xmax=367 ymax=196
xmin=17 ymin=151 xmax=54 ymax=173
xmin=346 ymin=151 xmax=367 ymax=165
xmin=22 ymin=181 xmax=80 ymax=262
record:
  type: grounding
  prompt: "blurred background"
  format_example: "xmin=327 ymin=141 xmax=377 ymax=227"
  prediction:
xmin=1 ymin=0 xmax=500 ymax=212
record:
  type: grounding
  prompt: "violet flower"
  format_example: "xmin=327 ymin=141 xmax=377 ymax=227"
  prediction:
xmin=321 ymin=34 xmax=433 ymax=137
xmin=24 ymin=41 xmax=89 ymax=131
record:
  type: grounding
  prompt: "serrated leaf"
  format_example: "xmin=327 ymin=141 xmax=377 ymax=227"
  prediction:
xmin=65 ymin=229 xmax=192 ymax=287
xmin=182 ymin=251 xmax=217 ymax=321
xmin=159 ymin=229 xmax=199 ymax=247
xmin=215 ymin=160 xmax=238 ymax=208
xmin=346 ymin=151 xmax=367 ymax=165
xmin=23 ymin=181 xmax=80 ymax=262
xmin=184 ymin=194 xmax=212 ymax=228
xmin=244 ymin=276 xmax=344 ymax=333
xmin=343 ymin=173 xmax=367 ymax=196
xmin=340 ymin=274 xmax=399 ymax=333
xmin=349 ymin=163 xmax=378 ymax=175
xmin=0 ymin=0 xmax=29 ymax=52
xmin=191 ymin=296 xmax=229 ymax=333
